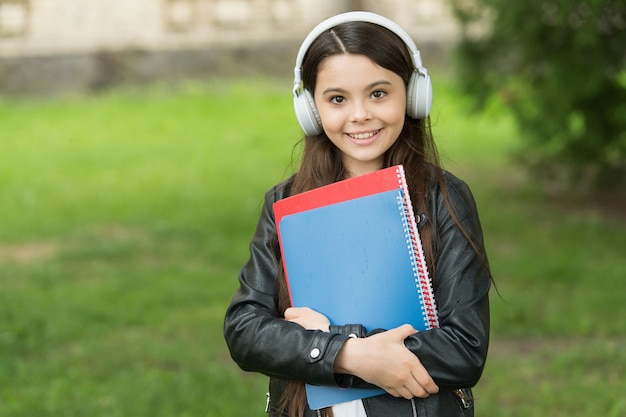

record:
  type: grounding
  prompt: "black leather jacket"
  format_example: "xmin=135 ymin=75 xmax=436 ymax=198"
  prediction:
xmin=224 ymin=170 xmax=491 ymax=417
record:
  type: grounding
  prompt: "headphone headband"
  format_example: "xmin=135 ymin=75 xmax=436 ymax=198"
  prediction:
xmin=292 ymin=11 xmax=433 ymax=135
xmin=293 ymin=11 xmax=425 ymax=96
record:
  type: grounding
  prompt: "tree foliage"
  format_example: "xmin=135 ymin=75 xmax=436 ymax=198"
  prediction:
xmin=450 ymin=0 xmax=626 ymax=191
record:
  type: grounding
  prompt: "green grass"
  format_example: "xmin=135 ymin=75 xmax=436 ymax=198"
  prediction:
xmin=0 ymin=78 xmax=624 ymax=416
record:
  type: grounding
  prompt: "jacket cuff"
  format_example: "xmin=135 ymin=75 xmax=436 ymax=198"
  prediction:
xmin=329 ymin=324 xmax=367 ymax=338
xmin=305 ymin=331 xmax=352 ymax=387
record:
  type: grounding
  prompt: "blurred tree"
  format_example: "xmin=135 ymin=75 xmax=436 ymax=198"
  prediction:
xmin=450 ymin=0 xmax=625 ymax=193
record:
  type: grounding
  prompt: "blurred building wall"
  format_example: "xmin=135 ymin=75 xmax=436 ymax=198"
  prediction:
xmin=0 ymin=0 xmax=460 ymax=95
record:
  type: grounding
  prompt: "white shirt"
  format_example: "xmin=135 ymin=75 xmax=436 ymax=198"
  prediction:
xmin=332 ymin=399 xmax=367 ymax=417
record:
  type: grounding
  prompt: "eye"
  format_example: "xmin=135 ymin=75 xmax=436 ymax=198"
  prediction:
xmin=371 ymin=90 xmax=387 ymax=99
xmin=330 ymin=96 xmax=345 ymax=104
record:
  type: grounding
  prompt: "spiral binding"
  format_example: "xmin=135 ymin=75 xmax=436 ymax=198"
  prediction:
xmin=395 ymin=165 xmax=439 ymax=329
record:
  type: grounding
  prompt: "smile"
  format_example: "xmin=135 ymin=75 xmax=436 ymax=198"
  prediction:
xmin=347 ymin=129 xmax=381 ymax=140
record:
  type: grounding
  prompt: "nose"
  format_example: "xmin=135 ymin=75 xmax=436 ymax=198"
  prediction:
xmin=349 ymin=99 xmax=371 ymax=123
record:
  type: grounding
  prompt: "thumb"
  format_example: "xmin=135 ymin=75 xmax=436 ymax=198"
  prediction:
xmin=393 ymin=323 xmax=418 ymax=339
xmin=283 ymin=307 xmax=298 ymax=320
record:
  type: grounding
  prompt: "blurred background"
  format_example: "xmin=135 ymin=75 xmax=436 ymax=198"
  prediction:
xmin=0 ymin=1 xmax=624 ymax=416
xmin=0 ymin=0 xmax=458 ymax=94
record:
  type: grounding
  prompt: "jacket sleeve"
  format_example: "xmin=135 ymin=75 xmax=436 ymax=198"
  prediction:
xmin=223 ymin=183 xmax=350 ymax=387
xmin=403 ymin=173 xmax=491 ymax=389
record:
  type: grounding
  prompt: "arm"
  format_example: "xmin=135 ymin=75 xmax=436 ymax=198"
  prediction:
xmin=223 ymin=183 xmax=351 ymax=387
xmin=334 ymin=325 xmax=439 ymax=399
xmin=285 ymin=305 xmax=439 ymax=399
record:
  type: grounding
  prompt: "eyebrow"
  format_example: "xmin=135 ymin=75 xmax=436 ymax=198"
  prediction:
xmin=321 ymin=80 xmax=393 ymax=95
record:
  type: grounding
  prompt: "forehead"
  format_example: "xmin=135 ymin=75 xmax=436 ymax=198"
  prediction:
xmin=316 ymin=53 xmax=403 ymax=90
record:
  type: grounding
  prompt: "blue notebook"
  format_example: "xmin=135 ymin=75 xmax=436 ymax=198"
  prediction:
xmin=273 ymin=165 xmax=438 ymax=409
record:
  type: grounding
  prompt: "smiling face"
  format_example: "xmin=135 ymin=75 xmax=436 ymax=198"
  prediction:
xmin=313 ymin=53 xmax=407 ymax=177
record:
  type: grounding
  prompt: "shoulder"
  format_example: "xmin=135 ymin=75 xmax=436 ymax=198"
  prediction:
xmin=264 ymin=175 xmax=295 ymax=205
xmin=428 ymin=167 xmax=478 ymax=221
xmin=440 ymin=170 xmax=474 ymax=201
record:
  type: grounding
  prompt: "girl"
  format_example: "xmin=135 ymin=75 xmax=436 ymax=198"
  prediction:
xmin=224 ymin=11 xmax=491 ymax=417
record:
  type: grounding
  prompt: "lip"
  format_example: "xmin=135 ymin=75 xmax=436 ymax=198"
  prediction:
xmin=345 ymin=129 xmax=382 ymax=146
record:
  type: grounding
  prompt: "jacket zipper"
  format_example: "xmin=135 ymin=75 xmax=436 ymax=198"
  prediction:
xmin=265 ymin=392 xmax=270 ymax=413
xmin=410 ymin=398 xmax=418 ymax=417
xmin=453 ymin=389 xmax=472 ymax=409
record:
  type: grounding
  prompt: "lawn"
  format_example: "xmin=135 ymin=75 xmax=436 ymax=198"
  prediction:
xmin=0 ymin=78 xmax=624 ymax=416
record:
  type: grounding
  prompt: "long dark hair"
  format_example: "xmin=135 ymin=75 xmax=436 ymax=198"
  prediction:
xmin=277 ymin=21 xmax=453 ymax=417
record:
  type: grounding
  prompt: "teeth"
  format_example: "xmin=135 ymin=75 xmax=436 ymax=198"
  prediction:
xmin=349 ymin=131 xmax=377 ymax=140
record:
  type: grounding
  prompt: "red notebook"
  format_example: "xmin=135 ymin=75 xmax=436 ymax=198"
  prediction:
xmin=273 ymin=165 xmax=438 ymax=409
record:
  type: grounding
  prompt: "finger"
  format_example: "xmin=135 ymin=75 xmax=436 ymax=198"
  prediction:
xmin=385 ymin=388 xmax=401 ymax=398
xmin=383 ymin=375 xmax=429 ymax=400
xmin=424 ymin=379 xmax=439 ymax=395
xmin=386 ymin=386 xmax=413 ymax=400
xmin=411 ymin=372 xmax=439 ymax=396
xmin=405 ymin=376 xmax=437 ymax=400
xmin=407 ymin=384 xmax=429 ymax=399
xmin=395 ymin=372 xmax=426 ymax=399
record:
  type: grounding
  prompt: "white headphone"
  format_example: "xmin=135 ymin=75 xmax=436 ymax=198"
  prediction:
xmin=293 ymin=11 xmax=433 ymax=136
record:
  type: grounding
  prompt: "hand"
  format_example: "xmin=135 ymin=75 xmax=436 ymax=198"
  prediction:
xmin=334 ymin=324 xmax=439 ymax=399
xmin=284 ymin=307 xmax=330 ymax=332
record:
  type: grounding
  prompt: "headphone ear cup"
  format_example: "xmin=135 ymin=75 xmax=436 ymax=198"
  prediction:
xmin=294 ymin=89 xmax=323 ymax=136
xmin=406 ymin=70 xmax=433 ymax=119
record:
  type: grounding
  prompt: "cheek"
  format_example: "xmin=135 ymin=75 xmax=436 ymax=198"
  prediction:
xmin=384 ymin=100 xmax=407 ymax=125
xmin=317 ymin=106 xmax=344 ymax=130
